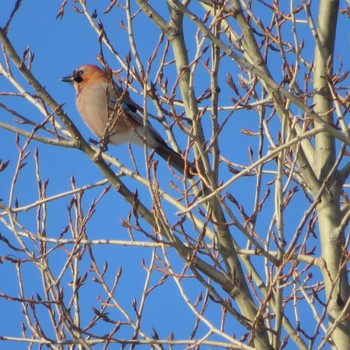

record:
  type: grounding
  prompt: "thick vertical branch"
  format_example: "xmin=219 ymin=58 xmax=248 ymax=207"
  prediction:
xmin=312 ymin=0 xmax=350 ymax=348
xmin=313 ymin=0 xmax=337 ymax=179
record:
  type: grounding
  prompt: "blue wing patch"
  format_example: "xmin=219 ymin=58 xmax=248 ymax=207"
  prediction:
xmin=121 ymin=102 xmax=130 ymax=111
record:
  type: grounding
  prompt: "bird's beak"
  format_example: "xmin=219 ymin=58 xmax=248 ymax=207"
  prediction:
xmin=61 ymin=75 xmax=74 ymax=83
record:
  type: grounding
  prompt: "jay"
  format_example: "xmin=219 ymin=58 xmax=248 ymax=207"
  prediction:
xmin=61 ymin=64 xmax=195 ymax=178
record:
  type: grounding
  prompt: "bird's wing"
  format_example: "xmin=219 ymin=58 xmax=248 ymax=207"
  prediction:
xmin=108 ymin=84 xmax=165 ymax=145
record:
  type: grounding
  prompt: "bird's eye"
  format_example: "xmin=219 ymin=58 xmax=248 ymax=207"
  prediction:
xmin=74 ymin=70 xmax=85 ymax=83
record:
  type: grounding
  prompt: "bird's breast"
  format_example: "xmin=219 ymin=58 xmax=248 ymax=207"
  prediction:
xmin=76 ymin=84 xmax=110 ymax=139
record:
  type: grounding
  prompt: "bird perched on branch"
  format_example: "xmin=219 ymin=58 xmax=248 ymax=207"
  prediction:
xmin=61 ymin=64 xmax=195 ymax=178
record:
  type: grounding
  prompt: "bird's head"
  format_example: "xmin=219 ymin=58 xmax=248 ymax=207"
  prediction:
xmin=61 ymin=64 xmax=109 ymax=91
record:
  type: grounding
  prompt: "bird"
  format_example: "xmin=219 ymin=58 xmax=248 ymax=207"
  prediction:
xmin=61 ymin=64 xmax=195 ymax=178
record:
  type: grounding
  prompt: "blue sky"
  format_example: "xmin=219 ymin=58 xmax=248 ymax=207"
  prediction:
xmin=1 ymin=1 xmax=350 ymax=349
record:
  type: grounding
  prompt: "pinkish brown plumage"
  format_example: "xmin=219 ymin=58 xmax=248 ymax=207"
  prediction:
xmin=62 ymin=64 xmax=195 ymax=178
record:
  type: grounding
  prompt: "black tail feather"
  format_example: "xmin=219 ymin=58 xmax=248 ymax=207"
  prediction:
xmin=154 ymin=143 xmax=196 ymax=178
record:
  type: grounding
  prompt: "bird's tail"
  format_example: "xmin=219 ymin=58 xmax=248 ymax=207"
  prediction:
xmin=154 ymin=143 xmax=196 ymax=178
